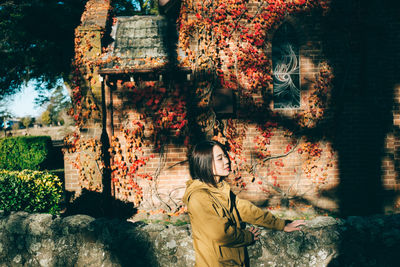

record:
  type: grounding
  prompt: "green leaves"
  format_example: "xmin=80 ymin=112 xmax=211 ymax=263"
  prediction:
xmin=0 ymin=136 xmax=53 ymax=171
xmin=0 ymin=0 xmax=86 ymax=100
xmin=0 ymin=169 xmax=62 ymax=215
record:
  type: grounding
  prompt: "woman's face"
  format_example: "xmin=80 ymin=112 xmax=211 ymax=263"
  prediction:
xmin=212 ymin=145 xmax=230 ymax=180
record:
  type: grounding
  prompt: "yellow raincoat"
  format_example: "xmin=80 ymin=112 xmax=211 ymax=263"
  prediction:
xmin=183 ymin=179 xmax=286 ymax=267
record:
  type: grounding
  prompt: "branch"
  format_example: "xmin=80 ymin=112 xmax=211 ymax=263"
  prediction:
xmin=149 ymin=145 xmax=177 ymax=212
xmin=251 ymin=137 xmax=302 ymax=195
xmin=263 ymin=138 xmax=300 ymax=162
xmin=166 ymin=159 xmax=188 ymax=170
xmin=167 ymin=186 xmax=186 ymax=210
xmin=256 ymin=174 xmax=283 ymax=194
xmin=229 ymin=0 xmax=267 ymax=37
xmin=286 ymin=166 xmax=302 ymax=196
xmin=250 ymin=154 xmax=283 ymax=194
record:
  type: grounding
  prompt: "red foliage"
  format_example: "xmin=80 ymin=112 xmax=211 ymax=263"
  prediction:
xmin=178 ymin=0 xmax=334 ymax=195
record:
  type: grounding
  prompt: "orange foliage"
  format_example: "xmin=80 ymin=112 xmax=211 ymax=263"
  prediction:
xmin=109 ymin=121 xmax=154 ymax=206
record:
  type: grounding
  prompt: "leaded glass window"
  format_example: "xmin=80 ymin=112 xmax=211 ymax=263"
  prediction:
xmin=272 ymin=23 xmax=300 ymax=109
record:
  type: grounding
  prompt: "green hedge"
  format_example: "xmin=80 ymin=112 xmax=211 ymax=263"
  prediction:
xmin=0 ymin=169 xmax=62 ymax=215
xmin=0 ymin=136 xmax=54 ymax=170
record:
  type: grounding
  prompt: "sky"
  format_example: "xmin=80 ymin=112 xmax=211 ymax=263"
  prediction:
xmin=6 ymin=83 xmax=44 ymax=118
xmin=3 ymin=80 xmax=70 ymax=118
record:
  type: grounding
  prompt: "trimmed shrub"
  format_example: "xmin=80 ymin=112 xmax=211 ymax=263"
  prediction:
xmin=0 ymin=136 xmax=54 ymax=170
xmin=0 ymin=169 xmax=62 ymax=215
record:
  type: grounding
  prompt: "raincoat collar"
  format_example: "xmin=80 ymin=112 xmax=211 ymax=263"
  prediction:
xmin=183 ymin=179 xmax=230 ymax=205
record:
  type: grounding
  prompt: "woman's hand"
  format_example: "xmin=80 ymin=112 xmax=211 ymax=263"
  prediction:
xmin=283 ymin=220 xmax=306 ymax=232
xmin=248 ymin=226 xmax=261 ymax=241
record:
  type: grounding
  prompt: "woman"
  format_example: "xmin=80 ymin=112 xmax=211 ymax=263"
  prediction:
xmin=183 ymin=140 xmax=305 ymax=267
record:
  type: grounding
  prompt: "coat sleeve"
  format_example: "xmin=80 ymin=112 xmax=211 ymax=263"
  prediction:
xmin=187 ymin=190 xmax=254 ymax=248
xmin=235 ymin=196 xmax=286 ymax=231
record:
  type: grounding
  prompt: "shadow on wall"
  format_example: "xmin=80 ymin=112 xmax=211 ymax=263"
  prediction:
xmin=322 ymin=0 xmax=400 ymax=266
xmin=320 ymin=0 xmax=400 ymax=218
xmin=152 ymin=0 xmax=400 ymax=217
xmin=159 ymin=0 xmax=181 ymax=69
xmin=214 ymin=0 xmax=400 ymax=217
xmin=63 ymin=189 xmax=137 ymax=220
xmin=99 ymin=0 xmax=400 ymax=218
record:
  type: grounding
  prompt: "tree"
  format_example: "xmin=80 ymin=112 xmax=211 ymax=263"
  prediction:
xmin=40 ymin=110 xmax=52 ymax=126
xmin=21 ymin=116 xmax=33 ymax=129
xmin=0 ymin=0 xmax=86 ymax=100
xmin=0 ymin=0 xmax=163 ymax=101
xmin=0 ymin=101 xmax=12 ymax=128
xmin=58 ymin=109 xmax=74 ymax=126
xmin=37 ymin=85 xmax=72 ymax=126
xmin=11 ymin=120 xmax=20 ymax=131
xmin=0 ymin=103 xmax=13 ymax=136
xmin=112 ymin=0 xmax=159 ymax=16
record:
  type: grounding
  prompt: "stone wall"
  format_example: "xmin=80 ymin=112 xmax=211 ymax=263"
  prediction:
xmin=1 ymin=211 xmax=399 ymax=267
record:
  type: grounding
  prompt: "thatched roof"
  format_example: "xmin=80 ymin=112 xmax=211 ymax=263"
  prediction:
xmin=100 ymin=16 xmax=173 ymax=74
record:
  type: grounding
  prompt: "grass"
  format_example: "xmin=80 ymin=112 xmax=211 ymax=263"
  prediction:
xmin=1 ymin=125 xmax=75 ymax=140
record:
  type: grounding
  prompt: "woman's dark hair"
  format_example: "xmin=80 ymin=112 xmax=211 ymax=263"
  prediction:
xmin=189 ymin=140 xmax=229 ymax=187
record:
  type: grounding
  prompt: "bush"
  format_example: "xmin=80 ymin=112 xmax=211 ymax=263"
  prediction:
xmin=0 ymin=169 xmax=62 ymax=215
xmin=0 ymin=136 xmax=54 ymax=170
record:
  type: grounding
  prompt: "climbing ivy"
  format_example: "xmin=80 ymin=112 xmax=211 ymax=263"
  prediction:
xmin=68 ymin=0 xmax=336 ymax=210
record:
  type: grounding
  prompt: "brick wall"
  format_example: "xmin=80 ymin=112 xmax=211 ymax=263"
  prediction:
xmin=64 ymin=0 xmax=110 ymax=197
xmin=65 ymin=0 xmax=400 ymax=215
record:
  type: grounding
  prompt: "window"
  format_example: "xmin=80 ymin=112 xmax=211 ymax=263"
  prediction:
xmin=272 ymin=23 xmax=300 ymax=109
